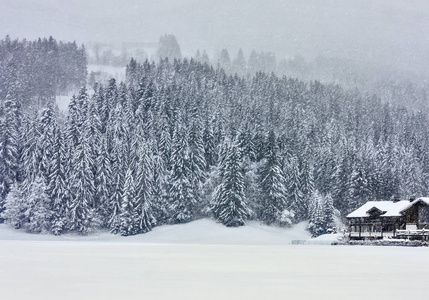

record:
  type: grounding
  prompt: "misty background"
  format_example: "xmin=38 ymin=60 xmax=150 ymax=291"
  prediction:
xmin=1 ymin=0 xmax=429 ymax=80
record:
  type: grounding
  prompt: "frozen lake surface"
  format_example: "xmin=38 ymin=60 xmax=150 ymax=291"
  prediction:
xmin=0 ymin=220 xmax=428 ymax=300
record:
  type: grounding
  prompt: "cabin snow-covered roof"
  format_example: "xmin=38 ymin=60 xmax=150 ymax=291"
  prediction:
xmin=346 ymin=200 xmax=417 ymax=218
xmin=398 ymin=197 xmax=429 ymax=213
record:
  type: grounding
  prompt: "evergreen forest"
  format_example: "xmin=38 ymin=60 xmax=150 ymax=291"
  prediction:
xmin=2 ymin=36 xmax=429 ymax=237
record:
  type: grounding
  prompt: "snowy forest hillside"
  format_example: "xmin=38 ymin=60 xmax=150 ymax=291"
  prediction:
xmin=1 ymin=36 xmax=429 ymax=237
xmin=0 ymin=36 xmax=87 ymax=108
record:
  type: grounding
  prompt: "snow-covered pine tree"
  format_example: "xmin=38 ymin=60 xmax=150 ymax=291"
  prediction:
xmin=258 ymin=130 xmax=289 ymax=224
xmin=157 ymin=34 xmax=182 ymax=61
xmin=20 ymin=109 xmax=41 ymax=190
xmin=107 ymin=102 xmax=129 ymax=233
xmin=323 ymin=193 xmax=336 ymax=234
xmin=188 ymin=120 xmax=206 ymax=214
xmin=332 ymin=147 xmax=354 ymax=213
xmin=134 ymin=142 xmax=156 ymax=233
xmin=286 ymin=155 xmax=306 ymax=221
xmin=102 ymin=78 xmax=118 ymax=131
xmin=1 ymin=183 xmax=25 ymax=229
xmin=119 ymin=168 xmax=138 ymax=236
xmin=65 ymin=87 xmax=90 ymax=151
xmin=95 ymin=135 xmax=112 ymax=227
xmin=168 ymin=122 xmax=196 ymax=223
xmin=202 ymin=117 xmax=216 ymax=170
xmin=236 ymin=125 xmax=256 ymax=163
xmin=348 ymin=156 xmax=371 ymax=211
xmin=158 ymin=114 xmax=172 ymax=169
xmin=147 ymin=124 xmax=169 ymax=223
xmin=210 ymin=141 xmax=250 ymax=227
xmin=23 ymin=176 xmax=52 ymax=233
xmin=85 ymin=96 xmax=103 ymax=209
xmin=0 ymin=83 xmax=22 ymax=205
xmin=67 ymin=112 xmax=97 ymax=234
xmin=38 ymin=99 xmax=57 ymax=187
xmin=232 ymin=48 xmax=246 ymax=76
xmin=308 ymin=191 xmax=336 ymax=237
xmin=307 ymin=190 xmax=325 ymax=237
xmin=109 ymin=171 xmax=123 ymax=234
xmin=47 ymin=127 xmax=68 ymax=235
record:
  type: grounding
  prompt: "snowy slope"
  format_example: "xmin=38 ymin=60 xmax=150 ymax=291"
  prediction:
xmin=0 ymin=218 xmax=311 ymax=244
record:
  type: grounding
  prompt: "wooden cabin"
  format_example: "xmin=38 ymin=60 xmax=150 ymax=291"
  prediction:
xmin=347 ymin=197 xmax=429 ymax=240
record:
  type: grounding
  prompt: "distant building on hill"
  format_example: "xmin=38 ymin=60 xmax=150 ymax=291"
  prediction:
xmin=347 ymin=197 xmax=429 ymax=240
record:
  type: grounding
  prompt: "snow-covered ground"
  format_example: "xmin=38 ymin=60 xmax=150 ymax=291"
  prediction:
xmin=0 ymin=219 xmax=428 ymax=300
xmin=0 ymin=219 xmax=310 ymax=244
xmin=55 ymin=64 xmax=126 ymax=112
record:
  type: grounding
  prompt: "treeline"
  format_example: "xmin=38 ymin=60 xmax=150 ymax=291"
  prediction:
xmin=210 ymin=48 xmax=429 ymax=113
xmin=1 ymin=58 xmax=429 ymax=236
xmin=0 ymin=36 xmax=87 ymax=107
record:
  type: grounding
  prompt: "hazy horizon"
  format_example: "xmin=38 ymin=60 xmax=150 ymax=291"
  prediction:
xmin=1 ymin=0 xmax=429 ymax=78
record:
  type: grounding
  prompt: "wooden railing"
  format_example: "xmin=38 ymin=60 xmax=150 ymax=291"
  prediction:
xmin=396 ymin=229 xmax=429 ymax=237
xmin=349 ymin=232 xmax=394 ymax=238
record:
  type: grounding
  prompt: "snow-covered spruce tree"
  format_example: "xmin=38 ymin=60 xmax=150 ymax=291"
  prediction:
xmin=168 ymin=122 xmax=196 ymax=223
xmin=0 ymin=83 xmax=22 ymax=210
xmin=286 ymin=155 xmax=305 ymax=221
xmin=203 ymin=117 xmax=216 ymax=170
xmin=398 ymin=147 xmax=425 ymax=199
xmin=188 ymin=120 xmax=207 ymax=214
xmin=134 ymin=143 xmax=156 ymax=233
xmin=95 ymin=135 xmax=112 ymax=227
xmin=67 ymin=114 xmax=98 ymax=234
xmin=323 ymin=193 xmax=336 ymax=234
xmin=210 ymin=141 xmax=250 ymax=227
xmin=300 ymin=157 xmax=315 ymax=202
xmin=85 ymin=96 xmax=103 ymax=209
xmin=23 ymin=176 xmax=52 ymax=233
xmin=65 ymin=87 xmax=90 ymax=151
xmin=47 ymin=128 xmax=68 ymax=235
xmin=374 ymin=141 xmax=399 ymax=201
xmin=348 ymin=157 xmax=371 ymax=211
xmin=156 ymin=34 xmax=182 ymax=61
xmin=109 ymin=171 xmax=123 ymax=234
xmin=119 ymin=168 xmax=138 ymax=236
xmin=20 ymin=109 xmax=41 ymax=189
xmin=332 ymin=147 xmax=354 ymax=213
xmin=107 ymin=102 xmax=130 ymax=233
xmin=232 ymin=48 xmax=246 ymax=77
xmin=158 ymin=111 xmax=172 ymax=170
xmin=36 ymin=100 xmax=65 ymax=233
xmin=257 ymin=130 xmax=289 ymax=225
xmin=307 ymin=190 xmax=325 ymax=237
xmin=219 ymin=49 xmax=231 ymax=73
xmin=1 ymin=183 xmax=25 ymax=229
xmin=38 ymin=99 xmax=57 ymax=186
xmin=151 ymin=150 xmax=169 ymax=225
xmin=236 ymin=125 xmax=256 ymax=163
xmin=308 ymin=190 xmax=336 ymax=237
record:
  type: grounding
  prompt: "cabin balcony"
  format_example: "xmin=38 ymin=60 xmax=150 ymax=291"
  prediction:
xmin=349 ymin=231 xmax=395 ymax=240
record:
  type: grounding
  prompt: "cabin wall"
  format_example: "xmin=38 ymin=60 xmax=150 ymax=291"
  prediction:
xmin=418 ymin=205 xmax=429 ymax=226
xmin=403 ymin=202 xmax=429 ymax=229
xmin=347 ymin=216 xmax=405 ymax=239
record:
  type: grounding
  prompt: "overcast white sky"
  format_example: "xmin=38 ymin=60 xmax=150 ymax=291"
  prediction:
xmin=1 ymin=0 xmax=429 ymax=76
